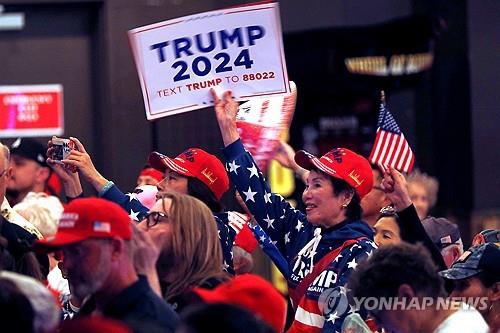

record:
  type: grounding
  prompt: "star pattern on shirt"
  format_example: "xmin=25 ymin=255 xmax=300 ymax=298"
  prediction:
xmin=222 ymin=261 xmax=230 ymax=271
xmin=247 ymin=164 xmax=259 ymax=178
xmin=327 ymin=311 xmax=340 ymax=324
xmin=129 ymin=209 xmax=140 ymax=221
xmin=263 ymin=215 xmax=275 ymax=229
xmin=284 ymin=232 xmax=290 ymax=244
xmin=350 ymin=244 xmax=362 ymax=252
xmin=242 ymin=186 xmax=257 ymax=202
xmin=295 ymin=220 xmax=303 ymax=232
xmin=111 ymin=184 xmax=237 ymax=275
xmin=228 ymin=160 xmax=240 ymax=174
xmin=125 ymin=192 xmax=138 ymax=202
xmin=333 ymin=253 xmax=343 ymax=262
xmin=264 ymin=191 xmax=272 ymax=204
xmin=347 ymin=258 xmax=358 ymax=270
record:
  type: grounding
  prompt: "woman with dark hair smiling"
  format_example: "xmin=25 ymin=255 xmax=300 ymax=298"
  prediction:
xmin=212 ymin=89 xmax=377 ymax=333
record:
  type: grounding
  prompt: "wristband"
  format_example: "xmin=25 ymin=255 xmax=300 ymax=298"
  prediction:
xmin=99 ymin=180 xmax=115 ymax=197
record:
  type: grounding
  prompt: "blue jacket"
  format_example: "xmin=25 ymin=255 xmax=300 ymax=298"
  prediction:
xmin=224 ymin=139 xmax=376 ymax=332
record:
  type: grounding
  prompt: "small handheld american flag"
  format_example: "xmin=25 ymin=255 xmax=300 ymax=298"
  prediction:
xmin=369 ymin=91 xmax=415 ymax=173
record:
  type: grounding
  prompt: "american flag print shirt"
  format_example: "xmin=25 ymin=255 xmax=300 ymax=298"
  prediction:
xmin=224 ymin=139 xmax=377 ymax=333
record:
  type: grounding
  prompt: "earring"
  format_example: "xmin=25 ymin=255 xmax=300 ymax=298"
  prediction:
xmin=341 ymin=203 xmax=348 ymax=209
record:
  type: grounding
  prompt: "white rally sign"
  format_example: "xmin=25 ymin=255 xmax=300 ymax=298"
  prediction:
xmin=236 ymin=81 xmax=297 ymax=171
xmin=128 ymin=2 xmax=290 ymax=120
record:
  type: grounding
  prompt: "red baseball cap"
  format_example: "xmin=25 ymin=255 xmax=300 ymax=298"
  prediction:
xmin=295 ymin=148 xmax=373 ymax=198
xmin=193 ymin=274 xmax=287 ymax=333
xmin=149 ymin=148 xmax=230 ymax=200
xmin=36 ymin=198 xmax=132 ymax=250
xmin=139 ymin=167 xmax=164 ymax=183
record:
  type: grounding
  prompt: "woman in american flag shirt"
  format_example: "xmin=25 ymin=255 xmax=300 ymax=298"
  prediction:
xmin=212 ymin=89 xmax=377 ymax=333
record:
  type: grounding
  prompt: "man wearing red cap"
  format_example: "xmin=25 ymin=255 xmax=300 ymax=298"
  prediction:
xmin=213 ymin=90 xmax=377 ymax=333
xmin=36 ymin=198 xmax=178 ymax=332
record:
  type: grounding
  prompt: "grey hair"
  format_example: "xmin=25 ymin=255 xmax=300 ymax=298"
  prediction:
xmin=407 ymin=169 xmax=440 ymax=208
xmin=0 ymin=271 xmax=60 ymax=333
xmin=13 ymin=192 xmax=63 ymax=238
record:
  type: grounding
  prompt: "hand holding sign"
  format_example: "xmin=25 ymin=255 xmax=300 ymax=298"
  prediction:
xmin=212 ymin=89 xmax=240 ymax=147
xmin=236 ymin=81 xmax=297 ymax=170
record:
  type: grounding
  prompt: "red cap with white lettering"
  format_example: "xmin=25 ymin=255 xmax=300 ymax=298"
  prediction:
xmin=295 ymin=148 xmax=373 ymax=198
xmin=149 ymin=148 xmax=229 ymax=200
xmin=35 ymin=198 xmax=132 ymax=250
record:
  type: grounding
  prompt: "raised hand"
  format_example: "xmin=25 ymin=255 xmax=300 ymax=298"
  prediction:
xmin=273 ymin=140 xmax=309 ymax=182
xmin=47 ymin=137 xmax=83 ymax=197
xmin=60 ymin=137 xmax=109 ymax=192
xmin=131 ymin=223 xmax=162 ymax=296
xmin=381 ymin=166 xmax=412 ymax=211
xmin=211 ymin=88 xmax=240 ymax=147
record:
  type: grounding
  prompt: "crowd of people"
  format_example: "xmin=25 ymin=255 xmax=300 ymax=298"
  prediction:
xmin=0 ymin=89 xmax=498 ymax=333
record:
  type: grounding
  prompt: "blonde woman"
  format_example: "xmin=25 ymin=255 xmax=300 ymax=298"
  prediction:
xmin=134 ymin=192 xmax=229 ymax=311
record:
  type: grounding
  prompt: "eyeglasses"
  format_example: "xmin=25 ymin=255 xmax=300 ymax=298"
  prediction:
xmin=144 ymin=211 xmax=168 ymax=228
xmin=0 ymin=169 xmax=7 ymax=177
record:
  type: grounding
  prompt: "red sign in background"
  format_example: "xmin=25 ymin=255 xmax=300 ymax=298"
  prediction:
xmin=0 ymin=85 xmax=63 ymax=138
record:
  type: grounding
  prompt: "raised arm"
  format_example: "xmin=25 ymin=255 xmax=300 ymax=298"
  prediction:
xmin=382 ymin=167 xmax=447 ymax=270
xmin=59 ymin=137 xmax=109 ymax=193
xmin=211 ymin=89 xmax=240 ymax=147
xmin=212 ymin=89 xmax=307 ymax=258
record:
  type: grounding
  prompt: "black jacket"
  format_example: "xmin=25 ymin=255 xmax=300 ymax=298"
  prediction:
xmin=79 ymin=276 xmax=179 ymax=333
xmin=0 ymin=216 xmax=48 ymax=277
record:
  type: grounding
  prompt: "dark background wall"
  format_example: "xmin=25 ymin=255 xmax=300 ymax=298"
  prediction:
xmin=0 ymin=0 xmax=498 ymax=243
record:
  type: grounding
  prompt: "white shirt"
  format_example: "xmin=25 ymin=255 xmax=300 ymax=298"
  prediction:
xmin=1 ymin=198 xmax=43 ymax=238
xmin=434 ymin=303 xmax=489 ymax=333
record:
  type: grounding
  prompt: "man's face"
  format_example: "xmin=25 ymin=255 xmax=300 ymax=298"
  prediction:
xmin=137 ymin=175 xmax=159 ymax=187
xmin=361 ymin=169 xmax=388 ymax=225
xmin=60 ymin=238 xmax=113 ymax=300
xmin=450 ymin=276 xmax=489 ymax=315
xmin=451 ymin=276 xmax=488 ymax=297
xmin=7 ymin=155 xmax=41 ymax=193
